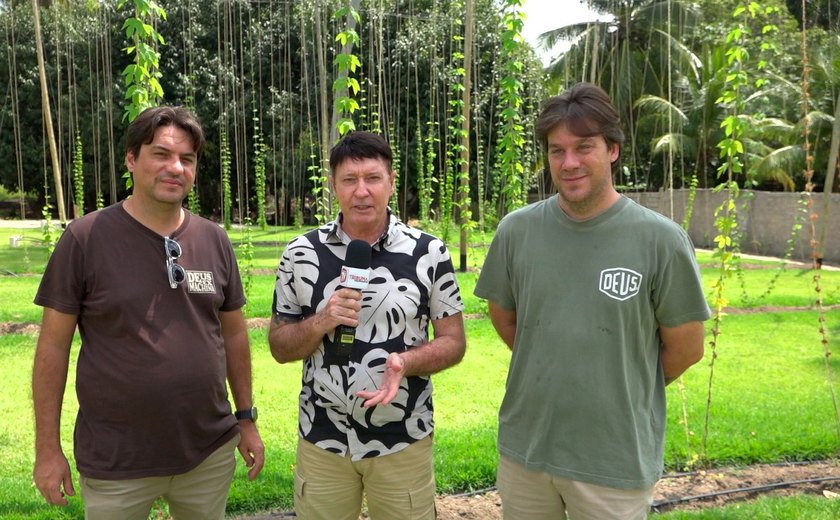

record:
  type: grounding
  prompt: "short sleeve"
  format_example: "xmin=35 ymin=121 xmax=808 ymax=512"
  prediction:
xmin=428 ymin=239 xmax=464 ymax=320
xmin=273 ymin=235 xmax=319 ymax=317
xmin=653 ymin=230 xmax=711 ymax=327
xmin=474 ymin=218 xmax=516 ymax=310
xmin=34 ymin=227 xmax=85 ymax=315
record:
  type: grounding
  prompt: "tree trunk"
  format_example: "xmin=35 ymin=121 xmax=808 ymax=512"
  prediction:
xmin=817 ymin=88 xmax=840 ymax=264
xmin=32 ymin=0 xmax=66 ymax=224
xmin=589 ymin=22 xmax=599 ymax=84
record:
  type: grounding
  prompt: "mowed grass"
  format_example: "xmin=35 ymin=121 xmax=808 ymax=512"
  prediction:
xmin=654 ymin=494 xmax=840 ymax=519
xmin=0 ymin=223 xmax=839 ymax=518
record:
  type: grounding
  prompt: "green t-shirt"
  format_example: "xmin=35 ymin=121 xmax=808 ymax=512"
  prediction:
xmin=474 ymin=195 xmax=711 ymax=489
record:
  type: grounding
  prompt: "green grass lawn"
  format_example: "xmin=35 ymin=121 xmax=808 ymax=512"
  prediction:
xmin=1 ymin=222 xmax=839 ymax=518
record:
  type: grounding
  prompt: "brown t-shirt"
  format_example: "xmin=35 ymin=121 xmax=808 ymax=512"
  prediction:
xmin=35 ymin=202 xmax=245 ymax=479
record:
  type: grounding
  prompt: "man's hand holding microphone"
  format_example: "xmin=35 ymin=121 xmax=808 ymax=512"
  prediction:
xmin=331 ymin=239 xmax=371 ymax=358
xmin=323 ymin=240 xmax=406 ymax=408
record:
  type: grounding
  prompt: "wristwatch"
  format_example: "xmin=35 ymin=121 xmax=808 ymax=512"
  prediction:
xmin=234 ymin=406 xmax=258 ymax=422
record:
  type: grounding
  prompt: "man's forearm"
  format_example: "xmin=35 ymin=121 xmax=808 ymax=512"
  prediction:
xmin=268 ymin=313 xmax=328 ymax=363
xmin=660 ymin=321 xmax=705 ymax=384
xmin=32 ymin=309 xmax=76 ymax=455
xmin=400 ymin=314 xmax=466 ymax=376
xmin=225 ymin=334 xmax=254 ymax=410
xmin=32 ymin=348 xmax=70 ymax=453
xmin=401 ymin=336 xmax=465 ymax=377
xmin=220 ymin=310 xmax=255 ymax=409
xmin=488 ymin=302 xmax=517 ymax=350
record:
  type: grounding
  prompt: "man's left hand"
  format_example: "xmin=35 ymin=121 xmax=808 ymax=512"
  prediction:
xmin=236 ymin=421 xmax=265 ymax=480
xmin=356 ymin=352 xmax=405 ymax=408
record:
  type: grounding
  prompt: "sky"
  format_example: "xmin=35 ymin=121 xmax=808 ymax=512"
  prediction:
xmin=520 ymin=0 xmax=602 ymax=65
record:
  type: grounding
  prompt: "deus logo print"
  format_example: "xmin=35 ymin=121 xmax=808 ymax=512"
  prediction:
xmin=599 ymin=268 xmax=642 ymax=301
xmin=186 ymin=271 xmax=216 ymax=293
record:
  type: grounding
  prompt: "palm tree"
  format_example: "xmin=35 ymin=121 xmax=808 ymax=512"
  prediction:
xmin=633 ymin=42 xmax=731 ymax=190
xmin=538 ymin=0 xmax=699 ymax=188
xmin=635 ymin=39 xmax=835 ymax=194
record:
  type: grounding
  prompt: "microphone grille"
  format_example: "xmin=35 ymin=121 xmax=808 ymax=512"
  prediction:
xmin=345 ymin=239 xmax=372 ymax=269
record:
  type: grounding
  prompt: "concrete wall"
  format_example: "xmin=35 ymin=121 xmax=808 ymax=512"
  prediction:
xmin=624 ymin=189 xmax=840 ymax=265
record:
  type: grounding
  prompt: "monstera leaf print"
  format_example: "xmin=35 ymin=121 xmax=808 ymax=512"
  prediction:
xmin=356 ymin=268 xmax=422 ymax=345
xmin=298 ymin=385 xmax=315 ymax=436
xmin=276 ymin=235 xmax=321 ymax=310
xmin=312 ymin=355 xmax=351 ymax=412
xmin=350 ymin=348 xmax=411 ymax=428
xmin=406 ymin=381 xmax=433 ymax=439
xmin=349 ymin=436 xmax=410 ymax=460
xmin=315 ymin=437 xmax=354 ymax=455
xmin=413 ymin=239 xmax=447 ymax=294
xmin=430 ymin=270 xmax=462 ymax=318
xmin=384 ymin=224 xmax=423 ymax=256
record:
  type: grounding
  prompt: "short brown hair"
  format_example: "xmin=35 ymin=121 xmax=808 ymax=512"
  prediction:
xmin=125 ymin=106 xmax=206 ymax=161
xmin=329 ymin=131 xmax=393 ymax=175
xmin=535 ymin=83 xmax=625 ymax=151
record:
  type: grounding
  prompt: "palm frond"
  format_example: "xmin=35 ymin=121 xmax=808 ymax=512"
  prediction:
xmin=635 ymin=95 xmax=689 ymax=125
xmin=752 ymin=145 xmax=804 ymax=191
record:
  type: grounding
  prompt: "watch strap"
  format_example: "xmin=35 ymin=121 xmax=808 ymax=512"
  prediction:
xmin=234 ymin=406 xmax=257 ymax=421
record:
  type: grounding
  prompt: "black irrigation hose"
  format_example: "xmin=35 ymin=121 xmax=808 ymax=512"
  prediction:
xmin=660 ymin=460 xmax=833 ymax=480
xmin=650 ymin=475 xmax=840 ymax=511
xmin=448 ymin=486 xmax=498 ymax=498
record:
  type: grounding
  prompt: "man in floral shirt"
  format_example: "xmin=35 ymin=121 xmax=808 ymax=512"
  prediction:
xmin=269 ymin=131 xmax=466 ymax=520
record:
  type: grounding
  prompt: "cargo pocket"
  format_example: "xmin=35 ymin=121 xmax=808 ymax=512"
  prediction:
xmin=293 ymin=470 xmax=307 ymax=518
xmin=408 ymin=477 xmax=436 ymax=520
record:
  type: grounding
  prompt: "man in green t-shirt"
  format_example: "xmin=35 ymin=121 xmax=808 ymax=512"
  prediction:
xmin=474 ymin=83 xmax=711 ymax=519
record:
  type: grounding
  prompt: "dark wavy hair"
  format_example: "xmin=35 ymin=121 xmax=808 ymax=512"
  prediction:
xmin=535 ymin=83 xmax=625 ymax=152
xmin=125 ymin=106 xmax=206 ymax=161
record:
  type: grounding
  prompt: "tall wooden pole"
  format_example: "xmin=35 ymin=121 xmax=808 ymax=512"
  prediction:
xmin=32 ymin=0 xmax=67 ymax=224
xmin=314 ymin=4 xmax=332 ymax=219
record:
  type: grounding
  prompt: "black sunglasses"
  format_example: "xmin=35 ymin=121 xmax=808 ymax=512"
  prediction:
xmin=165 ymin=236 xmax=186 ymax=289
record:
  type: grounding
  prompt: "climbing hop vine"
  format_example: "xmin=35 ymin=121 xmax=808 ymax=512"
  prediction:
xmin=415 ymin=123 xmax=428 ymax=222
xmin=421 ymin=119 xmax=440 ymax=224
xmin=388 ymin=122 xmax=401 ymax=218
xmin=333 ymin=2 xmax=362 ymax=136
xmin=238 ymin=217 xmax=255 ymax=306
xmin=796 ymin=0 xmax=838 ymax=440
xmin=439 ymin=0 xmax=465 ymax=240
xmin=253 ymin=111 xmax=268 ymax=230
xmin=220 ymin=123 xmax=233 ymax=231
xmin=73 ymin=130 xmax=84 ymax=218
xmin=449 ymin=52 xmax=469 ymax=237
xmin=117 ymin=0 xmax=166 ymax=122
xmin=701 ymin=0 xmax=779 ymax=464
xmin=496 ymin=0 xmax=527 ymax=213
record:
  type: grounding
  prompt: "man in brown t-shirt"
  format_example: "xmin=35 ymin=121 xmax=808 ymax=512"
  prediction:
xmin=32 ymin=106 xmax=264 ymax=519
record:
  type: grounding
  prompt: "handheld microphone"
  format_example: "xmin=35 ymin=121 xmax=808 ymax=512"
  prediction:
xmin=334 ymin=239 xmax=372 ymax=357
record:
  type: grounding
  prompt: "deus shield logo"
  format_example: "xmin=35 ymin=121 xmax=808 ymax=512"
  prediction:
xmin=599 ymin=268 xmax=642 ymax=301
